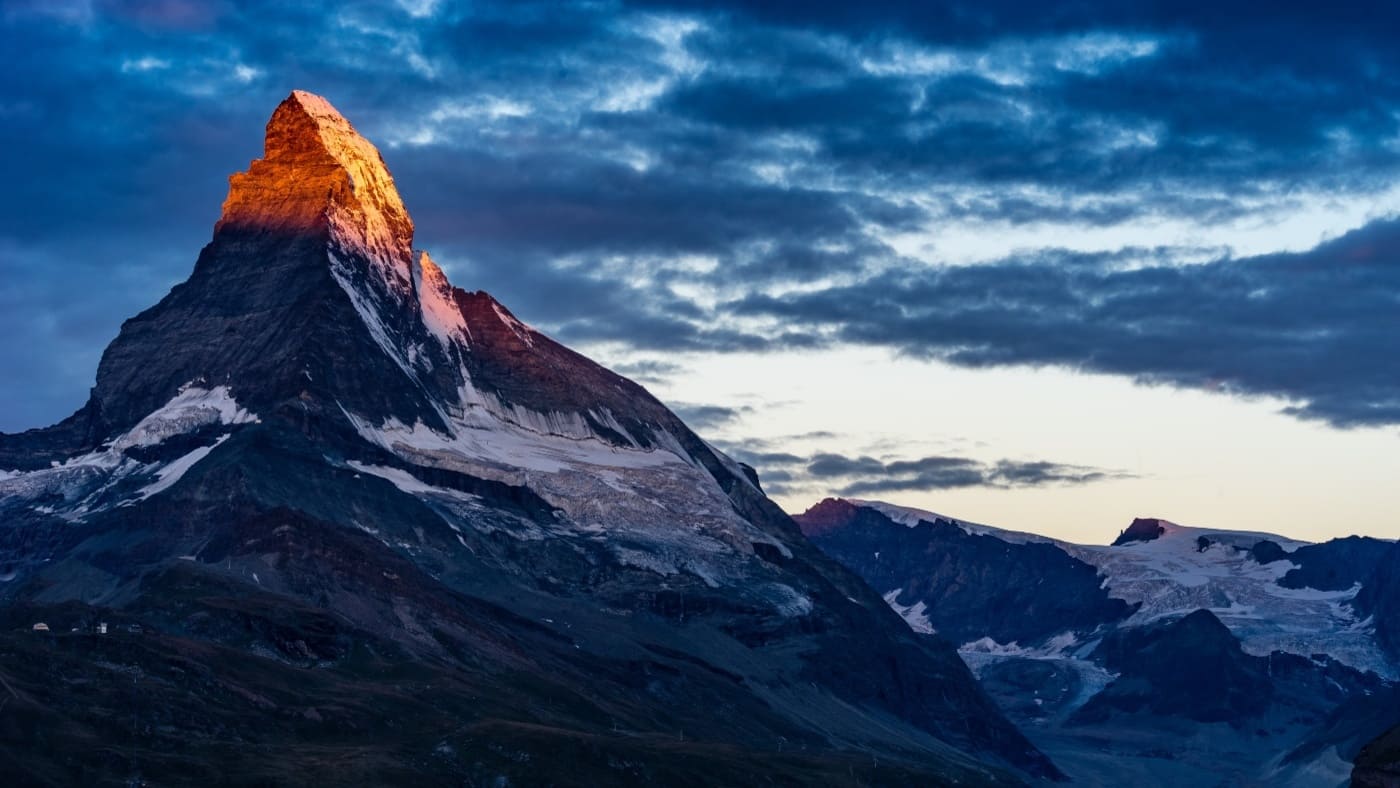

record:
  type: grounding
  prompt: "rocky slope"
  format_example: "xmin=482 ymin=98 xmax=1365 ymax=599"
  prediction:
xmin=0 ymin=92 xmax=1056 ymax=786
xmin=1354 ymin=724 xmax=1400 ymax=788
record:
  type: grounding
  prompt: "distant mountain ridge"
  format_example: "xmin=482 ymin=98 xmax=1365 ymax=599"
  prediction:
xmin=795 ymin=497 xmax=1400 ymax=785
xmin=796 ymin=497 xmax=1396 ymax=675
xmin=794 ymin=498 xmax=1134 ymax=647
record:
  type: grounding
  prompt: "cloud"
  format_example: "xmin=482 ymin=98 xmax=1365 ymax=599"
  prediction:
xmin=668 ymin=402 xmax=754 ymax=431
xmin=724 ymin=446 xmax=1131 ymax=497
xmin=731 ymin=217 xmax=1400 ymax=427
xmin=607 ymin=359 xmax=685 ymax=385
xmin=5 ymin=0 xmax=1400 ymax=437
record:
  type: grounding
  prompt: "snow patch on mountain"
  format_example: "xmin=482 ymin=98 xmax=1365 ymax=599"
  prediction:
xmin=883 ymin=589 xmax=936 ymax=634
xmin=0 ymin=385 xmax=255 ymax=519
xmin=960 ymin=631 xmax=1084 ymax=659
xmin=112 ymin=384 xmax=257 ymax=450
xmin=349 ymin=411 xmax=681 ymax=477
xmin=135 ymin=435 xmax=231 ymax=499
xmin=491 ymin=301 xmax=536 ymax=348
xmin=344 ymin=391 xmax=809 ymax=615
xmin=329 ymin=249 xmax=420 ymax=381
xmin=412 ymin=250 xmax=470 ymax=348
xmin=1061 ymin=528 xmax=1391 ymax=676
xmin=767 ymin=583 xmax=814 ymax=616
xmin=851 ymin=499 xmax=1056 ymax=545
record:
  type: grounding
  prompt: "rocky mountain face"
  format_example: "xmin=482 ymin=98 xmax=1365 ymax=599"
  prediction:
xmin=797 ymin=497 xmax=1400 ymax=786
xmin=0 ymin=92 xmax=1056 ymax=785
xmin=1072 ymin=609 xmax=1383 ymax=725
xmin=795 ymin=498 xmax=1134 ymax=646
xmin=1269 ymin=535 xmax=1395 ymax=592
xmin=1354 ymin=724 xmax=1400 ymax=788
xmin=1356 ymin=541 xmax=1400 ymax=664
xmin=1110 ymin=517 xmax=1172 ymax=546
xmin=1073 ymin=609 xmax=1270 ymax=723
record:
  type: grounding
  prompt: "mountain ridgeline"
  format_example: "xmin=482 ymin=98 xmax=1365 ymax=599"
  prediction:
xmin=795 ymin=497 xmax=1400 ymax=786
xmin=0 ymin=92 xmax=1061 ymax=785
xmin=796 ymin=498 xmax=1134 ymax=646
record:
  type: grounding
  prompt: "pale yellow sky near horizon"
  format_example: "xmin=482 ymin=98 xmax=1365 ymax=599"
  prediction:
xmin=633 ymin=347 xmax=1400 ymax=546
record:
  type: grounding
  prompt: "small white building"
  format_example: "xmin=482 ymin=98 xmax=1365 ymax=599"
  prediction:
xmin=31 ymin=622 xmax=49 ymax=632
xmin=97 ymin=622 xmax=107 ymax=635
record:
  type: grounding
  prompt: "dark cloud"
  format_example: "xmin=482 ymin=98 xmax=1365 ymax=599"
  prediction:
xmin=668 ymin=402 xmax=754 ymax=431
xmin=725 ymin=447 xmax=1130 ymax=496
xmin=607 ymin=359 xmax=685 ymax=385
xmin=4 ymin=0 xmax=1400 ymax=437
xmin=733 ymin=218 xmax=1400 ymax=427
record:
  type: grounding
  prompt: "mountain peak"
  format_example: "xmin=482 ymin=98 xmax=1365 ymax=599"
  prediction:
xmin=792 ymin=497 xmax=862 ymax=536
xmin=284 ymin=89 xmax=346 ymax=122
xmin=1111 ymin=516 xmax=1178 ymax=546
xmin=217 ymin=90 xmax=413 ymax=268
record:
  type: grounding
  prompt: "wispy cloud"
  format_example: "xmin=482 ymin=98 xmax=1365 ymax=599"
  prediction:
xmin=718 ymin=443 xmax=1133 ymax=498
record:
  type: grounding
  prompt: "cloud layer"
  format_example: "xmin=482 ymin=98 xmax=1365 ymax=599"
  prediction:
xmin=3 ymin=0 xmax=1399 ymax=440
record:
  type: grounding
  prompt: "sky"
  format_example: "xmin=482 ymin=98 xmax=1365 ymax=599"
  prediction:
xmin=2 ymin=0 xmax=1399 ymax=544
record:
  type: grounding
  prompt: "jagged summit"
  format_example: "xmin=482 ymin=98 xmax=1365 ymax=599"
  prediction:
xmin=217 ymin=91 xmax=413 ymax=267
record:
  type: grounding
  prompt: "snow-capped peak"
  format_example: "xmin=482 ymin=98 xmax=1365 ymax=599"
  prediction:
xmin=841 ymin=498 xmax=1058 ymax=545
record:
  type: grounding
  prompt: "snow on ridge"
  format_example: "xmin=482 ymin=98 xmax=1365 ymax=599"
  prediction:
xmin=134 ymin=435 xmax=231 ymax=499
xmin=0 ymin=384 xmax=256 ymax=520
xmin=848 ymin=498 xmax=1306 ymax=550
xmin=851 ymin=499 xmax=1056 ymax=545
xmin=883 ymin=589 xmax=936 ymax=634
xmin=112 ymin=384 xmax=258 ymax=450
xmin=959 ymin=630 xmax=1083 ymax=659
xmin=329 ymin=248 xmax=419 ymax=382
xmin=413 ymin=250 xmax=470 ymax=348
xmin=1062 ymin=530 xmax=1393 ymax=678
xmin=343 ymin=392 xmax=804 ymax=608
xmin=1111 ymin=518 xmax=1308 ymax=550
xmin=490 ymin=302 xmax=536 ymax=348
xmin=347 ymin=460 xmax=479 ymax=501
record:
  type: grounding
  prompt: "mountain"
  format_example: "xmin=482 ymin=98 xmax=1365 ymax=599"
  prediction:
xmin=795 ymin=497 xmax=1399 ymax=786
xmin=1071 ymin=609 xmax=1271 ymax=724
xmin=0 ymin=92 xmax=1056 ymax=785
xmin=796 ymin=498 xmax=1134 ymax=646
xmin=1071 ymin=608 xmax=1383 ymax=727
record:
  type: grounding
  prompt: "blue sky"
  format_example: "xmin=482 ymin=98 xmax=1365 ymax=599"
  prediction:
xmin=2 ymin=0 xmax=1399 ymax=541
